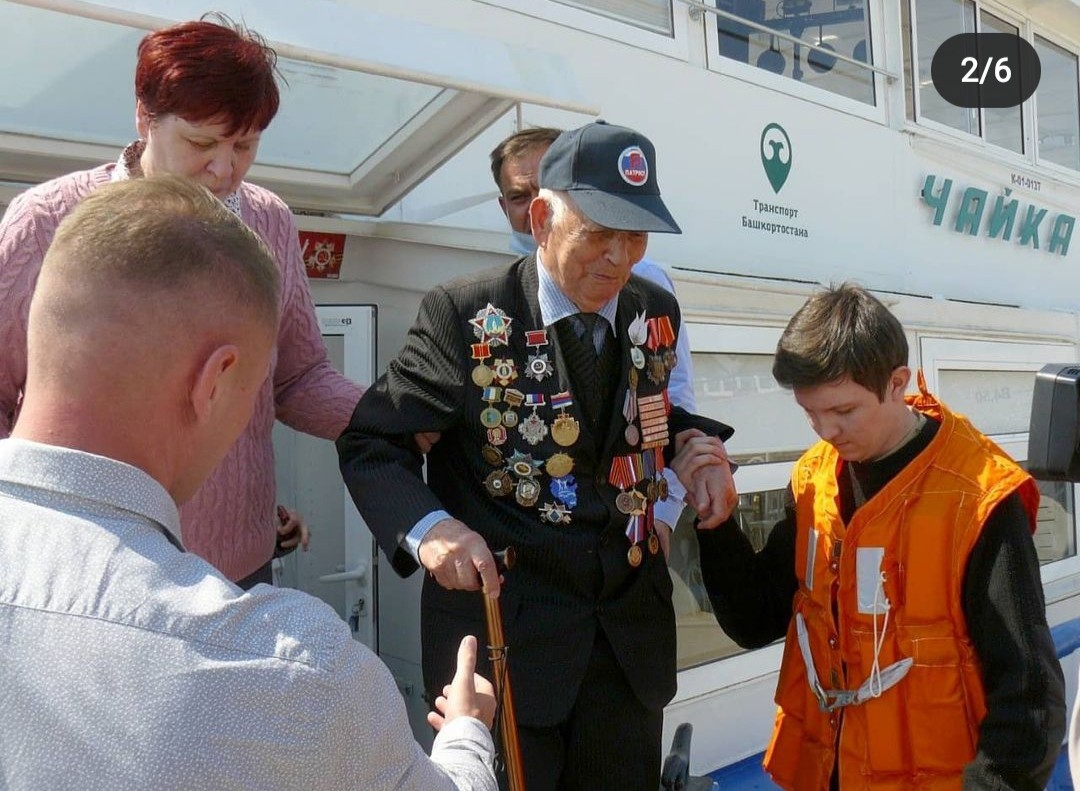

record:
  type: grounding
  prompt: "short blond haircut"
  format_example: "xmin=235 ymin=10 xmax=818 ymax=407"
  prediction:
xmin=43 ymin=175 xmax=280 ymax=329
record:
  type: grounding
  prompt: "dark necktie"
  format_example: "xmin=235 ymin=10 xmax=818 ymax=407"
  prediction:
xmin=575 ymin=312 xmax=601 ymax=357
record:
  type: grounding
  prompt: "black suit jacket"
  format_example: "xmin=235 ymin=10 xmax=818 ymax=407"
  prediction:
xmin=338 ymin=256 xmax=731 ymax=726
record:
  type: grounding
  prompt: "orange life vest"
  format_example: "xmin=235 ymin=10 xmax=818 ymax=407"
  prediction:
xmin=763 ymin=380 xmax=1039 ymax=791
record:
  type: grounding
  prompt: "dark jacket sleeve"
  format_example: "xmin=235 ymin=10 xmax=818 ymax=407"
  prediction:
xmin=695 ymin=486 xmax=799 ymax=649
xmin=962 ymin=492 xmax=1066 ymax=791
xmin=336 ymin=286 xmax=467 ymax=577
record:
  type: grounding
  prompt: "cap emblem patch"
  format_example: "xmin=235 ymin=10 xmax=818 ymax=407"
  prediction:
xmin=618 ymin=146 xmax=648 ymax=187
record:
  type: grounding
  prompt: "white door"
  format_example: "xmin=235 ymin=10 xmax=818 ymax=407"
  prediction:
xmin=272 ymin=305 xmax=378 ymax=651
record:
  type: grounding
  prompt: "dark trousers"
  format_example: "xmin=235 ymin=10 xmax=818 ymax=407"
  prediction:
xmin=508 ymin=629 xmax=663 ymax=791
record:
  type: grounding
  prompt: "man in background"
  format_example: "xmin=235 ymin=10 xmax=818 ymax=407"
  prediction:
xmin=0 ymin=176 xmax=496 ymax=791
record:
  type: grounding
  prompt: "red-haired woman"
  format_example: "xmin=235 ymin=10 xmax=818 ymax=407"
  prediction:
xmin=0 ymin=17 xmax=362 ymax=587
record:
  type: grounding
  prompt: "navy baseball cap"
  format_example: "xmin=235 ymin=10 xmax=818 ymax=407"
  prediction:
xmin=539 ymin=121 xmax=681 ymax=234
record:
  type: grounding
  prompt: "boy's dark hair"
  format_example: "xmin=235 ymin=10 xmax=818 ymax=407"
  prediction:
xmin=772 ymin=283 xmax=908 ymax=401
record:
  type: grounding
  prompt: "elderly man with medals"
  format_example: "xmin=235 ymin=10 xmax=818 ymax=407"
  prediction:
xmin=337 ymin=121 xmax=737 ymax=791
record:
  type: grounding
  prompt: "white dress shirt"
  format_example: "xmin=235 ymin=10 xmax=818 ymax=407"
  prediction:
xmin=0 ymin=438 xmax=495 ymax=791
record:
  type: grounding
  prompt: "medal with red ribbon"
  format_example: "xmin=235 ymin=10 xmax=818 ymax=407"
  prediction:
xmin=471 ymin=342 xmax=493 ymax=387
xmin=645 ymin=317 xmax=670 ymax=385
xmin=525 ymin=329 xmax=549 ymax=349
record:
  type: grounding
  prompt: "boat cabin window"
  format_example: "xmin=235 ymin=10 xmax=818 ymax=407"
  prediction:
xmin=714 ymin=0 xmax=876 ymax=106
xmin=903 ymin=0 xmax=1080 ymax=174
xmin=669 ymin=324 xmax=807 ymax=668
xmin=920 ymin=337 xmax=1080 ymax=582
xmin=1034 ymin=35 xmax=1080 ymax=172
xmin=671 ymin=326 xmax=1080 ymax=669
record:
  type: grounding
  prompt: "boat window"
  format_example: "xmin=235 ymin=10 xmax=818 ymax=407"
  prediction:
xmin=714 ymin=0 xmax=876 ymax=106
xmin=1034 ymin=35 xmax=1080 ymax=172
xmin=903 ymin=0 xmax=1080 ymax=171
xmin=981 ymin=13 xmax=1023 ymax=155
xmin=907 ymin=0 xmax=980 ymax=137
xmin=670 ymin=323 xmax=807 ymax=668
xmin=919 ymin=337 xmax=1080 ymax=580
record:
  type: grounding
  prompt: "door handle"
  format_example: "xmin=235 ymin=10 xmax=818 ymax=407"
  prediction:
xmin=318 ymin=561 xmax=368 ymax=584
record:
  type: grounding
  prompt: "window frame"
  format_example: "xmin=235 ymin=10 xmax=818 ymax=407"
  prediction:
xmin=701 ymin=0 xmax=891 ymax=124
xmin=672 ymin=322 xmax=796 ymax=694
xmin=1030 ymin=27 xmax=1080 ymax=178
xmin=472 ymin=0 xmax=692 ymax=59
xmin=904 ymin=0 xmax=1080 ymax=182
xmin=674 ymin=325 xmax=1080 ymax=693
xmin=917 ymin=335 xmax=1080 ymax=585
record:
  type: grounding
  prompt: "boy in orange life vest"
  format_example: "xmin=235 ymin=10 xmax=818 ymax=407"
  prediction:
xmin=696 ymin=283 xmax=1065 ymax=791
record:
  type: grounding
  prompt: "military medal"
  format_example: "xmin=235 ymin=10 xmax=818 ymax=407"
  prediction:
xmin=487 ymin=426 xmax=508 ymax=446
xmin=492 ymin=358 xmax=518 ymax=387
xmin=507 ymin=451 xmax=542 ymax=478
xmin=480 ymin=386 xmax=503 ymax=429
xmin=515 ymin=477 xmax=541 ymax=507
xmin=550 ymin=391 xmax=580 ymax=447
xmin=519 ymin=412 xmax=548 ymax=445
xmin=645 ymin=316 xmax=674 ymax=386
xmin=552 ymin=415 xmax=579 ymax=446
xmin=612 ymin=451 xmax=649 ymax=567
xmin=527 ymin=353 xmax=554 ymax=382
xmin=545 ymin=452 xmax=574 ymax=479
xmin=518 ymin=394 xmax=548 ymax=446
xmin=647 ymin=532 xmax=660 ymax=555
xmin=622 ymin=390 xmax=639 ymax=448
xmin=647 ymin=355 xmax=667 ymax=385
xmin=470 ymin=303 xmax=512 ymax=347
xmin=482 ymin=445 xmax=503 ymax=467
xmin=484 ymin=470 xmax=512 ymax=497
xmin=539 ymin=501 xmax=571 ymax=525
xmin=610 ymin=456 xmax=639 ymax=514
xmin=471 ymin=342 xmax=494 ymax=387
xmin=525 ymin=329 xmax=554 ymax=382
xmin=656 ymin=317 xmax=677 ymax=372
xmin=472 ymin=364 xmax=494 ymax=387
xmin=628 ymin=311 xmax=648 ymax=371
xmin=550 ymin=475 xmax=578 ymax=508
xmin=502 ymin=388 xmax=524 ymax=428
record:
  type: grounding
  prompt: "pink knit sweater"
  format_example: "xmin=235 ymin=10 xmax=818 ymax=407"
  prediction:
xmin=0 ymin=163 xmax=364 ymax=581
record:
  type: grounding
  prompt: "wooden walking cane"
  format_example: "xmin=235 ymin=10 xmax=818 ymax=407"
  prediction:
xmin=486 ymin=547 xmax=526 ymax=791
